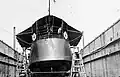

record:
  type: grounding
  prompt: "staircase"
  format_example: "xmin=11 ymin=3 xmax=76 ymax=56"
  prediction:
xmin=70 ymin=46 xmax=86 ymax=77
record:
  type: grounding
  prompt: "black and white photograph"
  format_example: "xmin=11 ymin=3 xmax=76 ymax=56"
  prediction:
xmin=0 ymin=0 xmax=120 ymax=77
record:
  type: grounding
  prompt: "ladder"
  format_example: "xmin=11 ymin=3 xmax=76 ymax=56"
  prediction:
xmin=70 ymin=46 xmax=86 ymax=77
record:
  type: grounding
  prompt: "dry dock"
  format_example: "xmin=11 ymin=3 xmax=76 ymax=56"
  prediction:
xmin=0 ymin=40 xmax=22 ymax=77
xmin=81 ymin=19 xmax=120 ymax=77
xmin=1 ymin=19 xmax=120 ymax=77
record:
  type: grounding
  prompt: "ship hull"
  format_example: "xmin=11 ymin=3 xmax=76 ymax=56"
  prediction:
xmin=29 ymin=38 xmax=72 ymax=72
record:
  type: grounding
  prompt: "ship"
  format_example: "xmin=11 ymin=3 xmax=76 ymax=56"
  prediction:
xmin=16 ymin=1 xmax=82 ymax=77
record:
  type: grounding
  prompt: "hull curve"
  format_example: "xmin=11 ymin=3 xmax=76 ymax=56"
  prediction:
xmin=29 ymin=38 xmax=72 ymax=72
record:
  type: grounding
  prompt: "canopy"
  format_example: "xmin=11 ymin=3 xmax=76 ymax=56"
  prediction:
xmin=16 ymin=15 xmax=82 ymax=48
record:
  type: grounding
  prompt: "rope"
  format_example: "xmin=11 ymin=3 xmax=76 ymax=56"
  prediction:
xmin=0 ymin=27 xmax=13 ymax=35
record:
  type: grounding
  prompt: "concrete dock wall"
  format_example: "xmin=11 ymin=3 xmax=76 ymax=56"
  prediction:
xmin=0 ymin=40 xmax=20 ymax=77
xmin=82 ymin=19 xmax=120 ymax=77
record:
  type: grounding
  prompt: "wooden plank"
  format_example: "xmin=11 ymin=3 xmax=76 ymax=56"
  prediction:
xmin=87 ymin=63 xmax=91 ymax=77
xmin=102 ymin=58 xmax=106 ymax=77
xmin=104 ymin=27 xmax=114 ymax=45
xmin=83 ymin=45 xmax=90 ymax=57
xmin=83 ymin=56 xmax=91 ymax=63
xmin=8 ymin=58 xmax=15 ymax=65
xmin=9 ymin=66 xmax=13 ymax=77
xmin=113 ymin=20 xmax=120 ymax=40
xmin=99 ymin=59 xmax=104 ymax=77
xmin=100 ymin=33 xmax=105 ymax=47
xmin=4 ymin=65 xmax=8 ymax=77
xmin=114 ymin=53 xmax=120 ymax=77
xmin=95 ymin=36 xmax=101 ymax=50
xmin=0 ymin=42 xmax=5 ymax=54
xmin=8 ymin=48 xmax=14 ymax=58
xmin=89 ymin=41 xmax=95 ymax=53
xmin=106 ymin=55 xmax=117 ymax=77
xmin=91 ymin=61 xmax=96 ymax=77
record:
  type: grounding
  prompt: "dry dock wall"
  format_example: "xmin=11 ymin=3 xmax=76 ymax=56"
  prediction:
xmin=82 ymin=19 xmax=120 ymax=77
xmin=0 ymin=40 xmax=20 ymax=77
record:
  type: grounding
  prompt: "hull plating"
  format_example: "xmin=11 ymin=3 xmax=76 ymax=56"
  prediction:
xmin=29 ymin=38 xmax=72 ymax=72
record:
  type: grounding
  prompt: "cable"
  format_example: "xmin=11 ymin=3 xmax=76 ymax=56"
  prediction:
xmin=69 ymin=35 xmax=82 ymax=43
xmin=16 ymin=36 xmax=32 ymax=45
xmin=67 ymin=29 xmax=82 ymax=34
xmin=0 ymin=27 xmax=13 ymax=35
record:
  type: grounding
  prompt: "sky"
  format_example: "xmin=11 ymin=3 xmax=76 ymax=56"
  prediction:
xmin=0 ymin=0 xmax=120 ymax=52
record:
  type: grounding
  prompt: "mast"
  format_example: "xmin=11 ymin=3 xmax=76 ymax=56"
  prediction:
xmin=13 ymin=27 xmax=16 ymax=50
xmin=48 ymin=0 xmax=51 ymax=37
xmin=49 ymin=0 xmax=50 ymax=16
